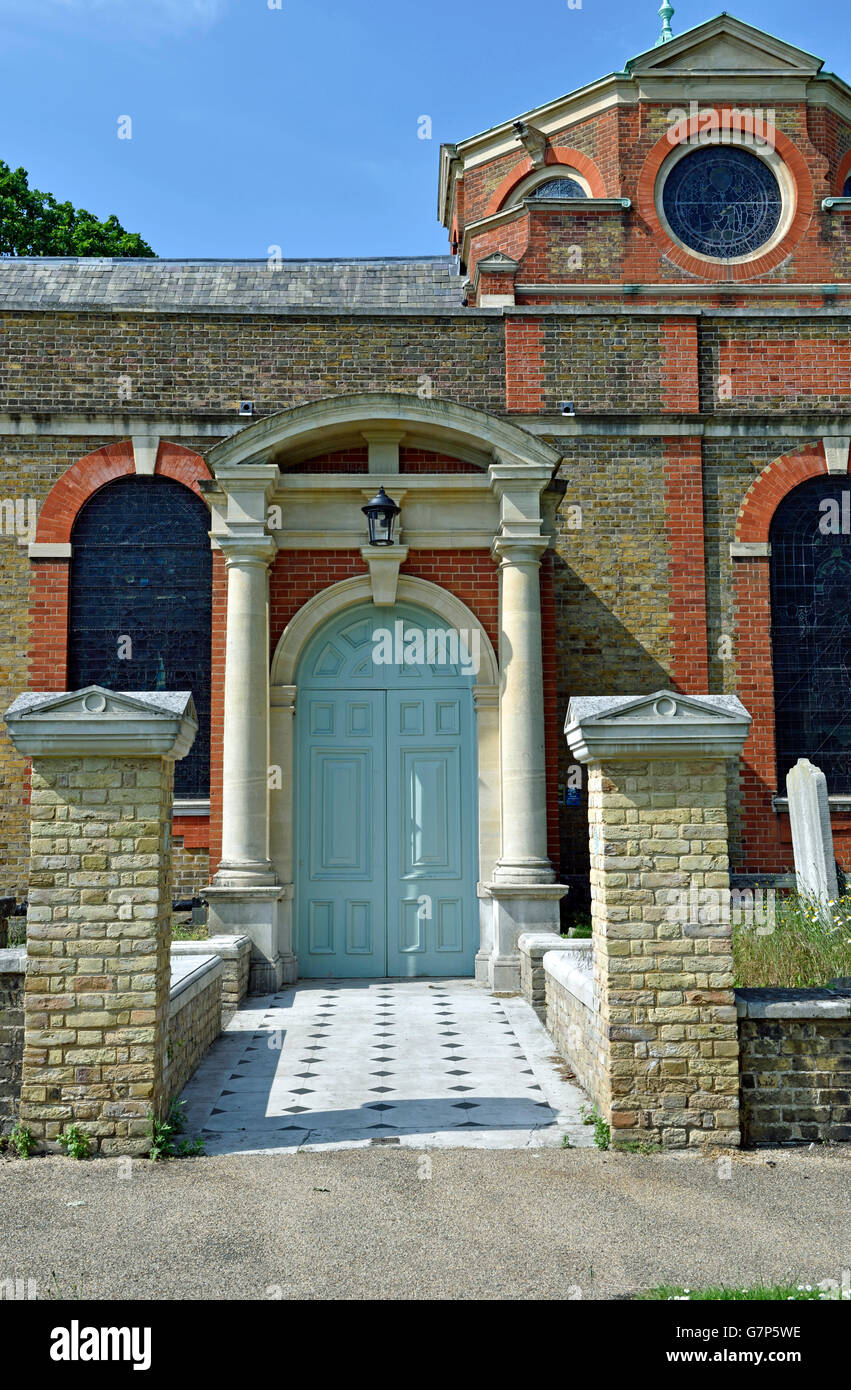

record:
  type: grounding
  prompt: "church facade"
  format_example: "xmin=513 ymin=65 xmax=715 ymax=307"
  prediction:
xmin=3 ymin=13 xmax=851 ymax=989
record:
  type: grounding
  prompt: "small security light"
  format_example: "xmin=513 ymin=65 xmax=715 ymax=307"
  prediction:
xmin=560 ymin=401 xmax=575 ymax=416
xmin=239 ymin=401 xmax=255 ymax=416
xmin=361 ymin=486 xmax=401 ymax=546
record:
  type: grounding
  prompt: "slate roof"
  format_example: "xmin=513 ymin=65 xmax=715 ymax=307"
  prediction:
xmin=0 ymin=256 xmax=466 ymax=314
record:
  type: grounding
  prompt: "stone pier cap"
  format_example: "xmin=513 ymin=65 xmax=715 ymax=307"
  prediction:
xmin=4 ymin=686 xmax=198 ymax=759
xmin=564 ymin=691 xmax=752 ymax=762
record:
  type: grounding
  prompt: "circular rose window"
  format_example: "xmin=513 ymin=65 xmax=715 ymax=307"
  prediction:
xmin=661 ymin=145 xmax=783 ymax=259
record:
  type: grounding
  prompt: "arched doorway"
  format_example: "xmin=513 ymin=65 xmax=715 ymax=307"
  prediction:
xmin=294 ymin=600 xmax=478 ymax=977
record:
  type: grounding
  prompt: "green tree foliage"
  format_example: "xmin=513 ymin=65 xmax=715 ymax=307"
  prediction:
xmin=0 ymin=160 xmax=155 ymax=257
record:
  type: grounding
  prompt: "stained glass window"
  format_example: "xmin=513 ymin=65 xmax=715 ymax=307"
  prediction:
xmin=527 ymin=177 xmax=585 ymax=199
xmin=770 ymin=477 xmax=851 ymax=793
xmin=662 ymin=146 xmax=782 ymax=258
xmin=69 ymin=476 xmax=212 ymax=798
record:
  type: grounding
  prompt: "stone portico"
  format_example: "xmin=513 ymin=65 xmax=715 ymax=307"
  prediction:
xmin=199 ymin=393 xmax=568 ymax=992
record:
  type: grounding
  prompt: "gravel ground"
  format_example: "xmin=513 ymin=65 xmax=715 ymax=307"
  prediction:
xmin=1 ymin=1145 xmax=849 ymax=1300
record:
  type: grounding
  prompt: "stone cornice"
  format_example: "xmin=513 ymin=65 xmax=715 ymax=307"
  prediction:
xmin=564 ymin=690 xmax=752 ymax=762
xmin=4 ymin=687 xmax=198 ymax=760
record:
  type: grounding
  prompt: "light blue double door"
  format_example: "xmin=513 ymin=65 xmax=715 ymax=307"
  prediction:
xmin=295 ymin=604 xmax=478 ymax=978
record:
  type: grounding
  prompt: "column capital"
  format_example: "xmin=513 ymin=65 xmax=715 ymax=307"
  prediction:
xmin=216 ymin=533 xmax=277 ymax=568
xmin=491 ymin=535 xmax=549 ymax=566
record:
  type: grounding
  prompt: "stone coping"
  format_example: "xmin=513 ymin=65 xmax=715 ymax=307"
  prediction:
xmin=170 ymin=934 xmax=252 ymax=962
xmin=735 ymin=985 xmax=851 ymax=1019
xmin=0 ymin=948 xmax=26 ymax=975
xmin=517 ymin=931 xmax=586 ymax=956
xmin=543 ymin=948 xmax=596 ymax=1013
xmin=169 ymin=954 xmax=223 ymax=1010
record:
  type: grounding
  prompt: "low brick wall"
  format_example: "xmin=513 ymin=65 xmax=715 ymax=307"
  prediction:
xmin=170 ymin=934 xmax=251 ymax=1020
xmin=738 ymin=985 xmax=851 ymax=1146
xmin=165 ymin=954 xmax=223 ymax=1103
xmin=544 ymin=947 xmax=603 ymax=1104
xmin=518 ymin=931 xmax=585 ymax=1019
xmin=0 ymin=950 xmax=25 ymax=1134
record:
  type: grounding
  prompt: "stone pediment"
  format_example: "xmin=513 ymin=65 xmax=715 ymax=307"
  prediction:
xmin=626 ymin=15 xmax=823 ymax=78
xmin=7 ymin=686 xmax=196 ymax=721
xmin=476 ymin=252 xmax=519 ymax=271
xmin=564 ymin=690 xmax=751 ymax=761
xmin=4 ymin=686 xmax=198 ymax=760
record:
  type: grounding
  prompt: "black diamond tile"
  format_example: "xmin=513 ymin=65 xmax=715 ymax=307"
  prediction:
xmin=372 ymin=1045 xmax=394 ymax=1051
xmin=455 ymin=1122 xmax=485 ymax=1129
xmin=285 ymin=1106 xmax=309 ymax=1113
xmin=294 ymin=1071 xmax=315 ymax=1079
xmin=369 ymin=1087 xmax=395 ymax=1094
xmin=367 ymin=1103 xmax=395 ymax=1112
xmin=290 ymin=1088 xmax=314 ymax=1096
xmin=449 ymin=1085 xmax=474 ymax=1092
xmin=211 ymin=1107 xmax=226 ymax=1115
xmin=452 ymin=1102 xmax=479 ymax=1110
xmin=446 ymin=1069 xmax=470 ymax=1076
xmin=368 ymin=1124 xmax=394 ymax=1131
xmin=221 ymin=1090 xmax=237 ymax=1096
xmin=369 ymin=1070 xmax=394 ymax=1077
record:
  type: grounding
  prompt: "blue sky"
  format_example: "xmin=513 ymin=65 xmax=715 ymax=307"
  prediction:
xmin=1 ymin=0 xmax=849 ymax=259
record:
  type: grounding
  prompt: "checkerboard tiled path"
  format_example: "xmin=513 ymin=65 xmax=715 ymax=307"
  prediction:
xmin=179 ymin=979 xmax=594 ymax=1153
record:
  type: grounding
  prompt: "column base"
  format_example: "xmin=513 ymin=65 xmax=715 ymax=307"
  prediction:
xmin=478 ymin=881 xmax=569 ymax=992
xmin=201 ymin=884 xmax=290 ymax=993
xmin=212 ymin=860 xmax=276 ymax=888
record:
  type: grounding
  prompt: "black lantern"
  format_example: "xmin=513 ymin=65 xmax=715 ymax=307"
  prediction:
xmin=361 ymin=486 xmax=401 ymax=546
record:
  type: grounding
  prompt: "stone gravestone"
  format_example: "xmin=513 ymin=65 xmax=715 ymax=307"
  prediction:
xmin=786 ymin=758 xmax=839 ymax=905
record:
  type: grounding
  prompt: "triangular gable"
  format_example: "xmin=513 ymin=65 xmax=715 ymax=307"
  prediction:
xmin=626 ymin=14 xmax=823 ymax=78
xmin=7 ymin=685 xmax=197 ymax=723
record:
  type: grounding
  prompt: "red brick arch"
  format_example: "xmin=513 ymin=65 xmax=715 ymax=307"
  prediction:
xmin=35 ymin=440 xmax=210 ymax=544
xmin=486 ymin=147 xmax=607 ymax=217
xmin=636 ymin=111 xmax=814 ymax=282
xmin=732 ymin=441 xmax=851 ymax=872
xmin=734 ymin=443 xmax=830 ymax=544
xmin=835 ymin=149 xmax=851 ymax=197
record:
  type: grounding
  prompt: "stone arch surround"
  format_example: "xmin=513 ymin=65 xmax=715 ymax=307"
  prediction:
xmin=269 ymin=575 xmax=500 ymax=983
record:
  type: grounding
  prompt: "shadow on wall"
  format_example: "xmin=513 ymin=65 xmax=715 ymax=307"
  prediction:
xmin=552 ymin=552 xmax=674 ymax=906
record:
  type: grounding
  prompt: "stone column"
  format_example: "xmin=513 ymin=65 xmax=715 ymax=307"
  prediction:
xmin=482 ymin=456 xmax=567 ymax=991
xmin=492 ymin=537 xmax=552 ymax=883
xmin=214 ymin=535 xmax=276 ymax=885
xmin=4 ymin=687 xmax=197 ymax=1156
xmin=203 ymin=462 xmax=286 ymax=993
xmin=564 ymin=692 xmax=751 ymax=1149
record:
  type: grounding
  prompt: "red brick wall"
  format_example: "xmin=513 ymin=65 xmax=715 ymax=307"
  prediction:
xmin=28 ymin=562 xmax=69 ymax=692
xmin=663 ymin=438 xmax=709 ymax=693
xmin=719 ymin=337 xmax=851 ymax=406
xmin=505 ymin=318 xmax=545 ymax=412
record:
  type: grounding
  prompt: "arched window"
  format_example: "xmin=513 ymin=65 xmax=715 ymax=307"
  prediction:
xmin=68 ymin=475 xmax=212 ymax=798
xmin=844 ymin=174 xmax=851 ymax=197
xmin=770 ymin=476 xmax=851 ymax=792
xmin=527 ymin=176 xmax=586 ymax=199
